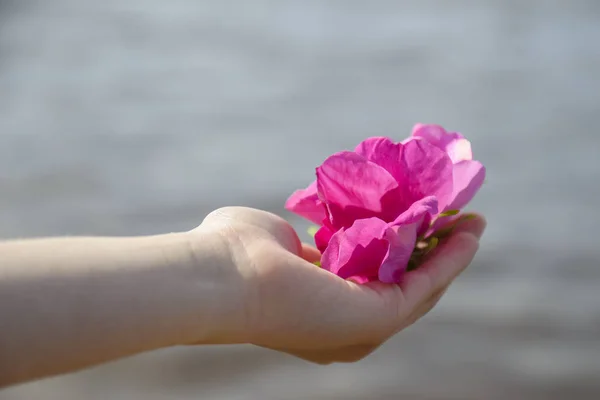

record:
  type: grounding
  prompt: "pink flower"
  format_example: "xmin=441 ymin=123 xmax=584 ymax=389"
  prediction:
xmin=285 ymin=124 xmax=485 ymax=283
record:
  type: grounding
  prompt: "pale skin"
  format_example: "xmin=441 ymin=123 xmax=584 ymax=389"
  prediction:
xmin=0 ymin=206 xmax=486 ymax=388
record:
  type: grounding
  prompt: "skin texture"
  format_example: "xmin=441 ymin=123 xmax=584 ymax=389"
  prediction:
xmin=0 ymin=207 xmax=486 ymax=387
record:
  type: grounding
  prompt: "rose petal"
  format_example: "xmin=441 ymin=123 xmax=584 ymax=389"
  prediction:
xmin=426 ymin=161 xmax=485 ymax=235
xmin=411 ymin=124 xmax=460 ymax=143
xmin=314 ymin=225 xmax=334 ymax=253
xmin=417 ymin=213 xmax=434 ymax=238
xmin=389 ymin=195 xmax=438 ymax=238
xmin=445 ymin=138 xmax=473 ymax=163
xmin=355 ymin=137 xmax=407 ymax=186
xmin=391 ymin=195 xmax=438 ymax=225
xmin=378 ymin=223 xmax=419 ymax=283
xmin=320 ymin=218 xmax=388 ymax=281
xmin=411 ymin=123 xmax=473 ymax=163
xmin=355 ymin=137 xmax=454 ymax=211
xmin=397 ymin=138 xmax=454 ymax=211
xmin=355 ymin=136 xmax=396 ymax=161
xmin=316 ymin=151 xmax=404 ymax=229
xmin=321 ymin=217 xmax=417 ymax=283
xmin=448 ymin=160 xmax=486 ymax=210
xmin=284 ymin=181 xmax=328 ymax=225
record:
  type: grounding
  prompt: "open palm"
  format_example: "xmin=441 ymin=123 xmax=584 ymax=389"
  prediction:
xmin=199 ymin=207 xmax=485 ymax=364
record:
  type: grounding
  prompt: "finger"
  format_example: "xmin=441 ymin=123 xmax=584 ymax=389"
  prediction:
xmin=399 ymin=213 xmax=485 ymax=307
xmin=262 ymin=343 xmax=378 ymax=365
xmin=398 ymin=286 xmax=448 ymax=332
xmin=400 ymin=231 xmax=479 ymax=308
xmin=453 ymin=213 xmax=487 ymax=239
xmin=300 ymin=243 xmax=322 ymax=263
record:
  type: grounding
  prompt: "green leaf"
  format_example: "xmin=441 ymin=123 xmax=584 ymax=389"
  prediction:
xmin=313 ymin=260 xmax=322 ymax=267
xmin=439 ymin=209 xmax=460 ymax=217
xmin=424 ymin=236 xmax=439 ymax=254
xmin=307 ymin=225 xmax=319 ymax=238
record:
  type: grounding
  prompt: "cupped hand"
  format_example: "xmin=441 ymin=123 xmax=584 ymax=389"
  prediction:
xmin=195 ymin=207 xmax=485 ymax=364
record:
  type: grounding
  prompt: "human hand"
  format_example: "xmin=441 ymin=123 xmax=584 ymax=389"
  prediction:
xmin=193 ymin=206 xmax=486 ymax=364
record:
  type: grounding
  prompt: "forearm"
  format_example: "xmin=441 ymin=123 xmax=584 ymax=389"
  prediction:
xmin=0 ymin=231 xmax=234 ymax=387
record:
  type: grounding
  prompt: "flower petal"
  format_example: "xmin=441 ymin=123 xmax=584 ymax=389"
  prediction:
xmin=411 ymin=123 xmax=460 ymax=143
xmin=355 ymin=137 xmax=406 ymax=185
xmin=390 ymin=195 xmax=438 ymax=238
xmin=397 ymin=138 xmax=454 ymax=211
xmin=284 ymin=181 xmax=328 ymax=225
xmin=427 ymin=161 xmax=485 ymax=235
xmin=391 ymin=195 xmax=438 ymax=225
xmin=355 ymin=136 xmax=396 ymax=161
xmin=316 ymin=151 xmax=404 ymax=229
xmin=448 ymin=160 xmax=486 ymax=210
xmin=355 ymin=137 xmax=454 ymax=210
xmin=320 ymin=218 xmax=388 ymax=282
xmin=411 ymin=123 xmax=473 ymax=163
xmin=321 ymin=217 xmax=417 ymax=283
xmin=314 ymin=225 xmax=334 ymax=253
xmin=445 ymin=138 xmax=473 ymax=163
xmin=378 ymin=223 xmax=419 ymax=283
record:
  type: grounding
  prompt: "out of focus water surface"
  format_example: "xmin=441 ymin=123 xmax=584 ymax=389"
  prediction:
xmin=1 ymin=1 xmax=600 ymax=399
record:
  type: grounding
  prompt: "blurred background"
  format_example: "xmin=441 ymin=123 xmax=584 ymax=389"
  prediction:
xmin=1 ymin=0 xmax=600 ymax=399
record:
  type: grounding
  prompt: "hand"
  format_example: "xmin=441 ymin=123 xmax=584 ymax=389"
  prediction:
xmin=194 ymin=207 xmax=486 ymax=364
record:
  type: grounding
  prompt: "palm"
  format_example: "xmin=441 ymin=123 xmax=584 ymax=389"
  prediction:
xmin=200 ymin=207 xmax=485 ymax=364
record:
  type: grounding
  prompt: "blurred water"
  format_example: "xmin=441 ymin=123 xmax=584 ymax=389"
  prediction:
xmin=1 ymin=1 xmax=600 ymax=399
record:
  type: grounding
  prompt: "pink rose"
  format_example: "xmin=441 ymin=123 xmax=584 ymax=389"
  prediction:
xmin=285 ymin=124 xmax=485 ymax=283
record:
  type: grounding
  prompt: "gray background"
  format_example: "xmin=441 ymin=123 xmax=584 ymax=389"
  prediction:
xmin=1 ymin=0 xmax=600 ymax=399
